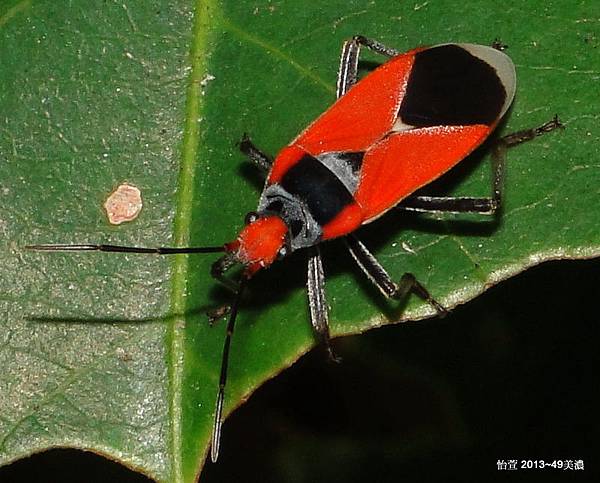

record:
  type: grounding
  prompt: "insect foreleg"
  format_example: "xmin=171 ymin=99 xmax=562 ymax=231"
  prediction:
xmin=211 ymin=252 xmax=241 ymax=292
xmin=239 ymin=133 xmax=272 ymax=173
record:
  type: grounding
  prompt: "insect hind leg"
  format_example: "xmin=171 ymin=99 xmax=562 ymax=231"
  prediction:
xmin=398 ymin=116 xmax=564 ymax=214
xmin=345 ymin=235 xmax=447 ymax=316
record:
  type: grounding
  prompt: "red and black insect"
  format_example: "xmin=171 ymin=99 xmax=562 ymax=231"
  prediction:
xmin=28 ymin=36 xmax=562 ymax=462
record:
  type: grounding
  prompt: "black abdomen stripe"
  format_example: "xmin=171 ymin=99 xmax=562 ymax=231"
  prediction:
xmin=279 ymin=155 xmax=354 ymax=225
xmin=399 ymin=44 xmax=506 ymax=127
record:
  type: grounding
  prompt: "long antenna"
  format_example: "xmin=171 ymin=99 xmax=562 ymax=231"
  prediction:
xmin=25 ymin=244 xmax=225 ymax=254
xmin=210 ymin=276 xmax=247 ymax=463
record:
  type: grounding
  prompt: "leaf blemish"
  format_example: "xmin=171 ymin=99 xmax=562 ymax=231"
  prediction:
xmin=104 ymin=183 xmax=143 ymax=225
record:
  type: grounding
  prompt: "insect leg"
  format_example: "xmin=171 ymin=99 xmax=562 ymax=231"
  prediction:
xmin=345 ymin=235 xmax=447 ymax=316
xmin=239 ymin=133 xmax=272 ymax=172
xmin=398 ymin=116 xmax=563 ymax=214
xmin=307 ymin=246 xmax=340 ymax=362
xmin=207 ymin=304 xmax=231 ymax=325
xmin=210 ymin=252 xmax=241 ymax=292
xmin=491 ymin=39 xmax=508 ymax=51
xmin=337 ymin=35 xmax=400 ymax=98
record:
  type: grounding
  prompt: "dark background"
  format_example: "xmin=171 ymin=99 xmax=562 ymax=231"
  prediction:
xmin=2 ymin=258 xmax=598 ymax=482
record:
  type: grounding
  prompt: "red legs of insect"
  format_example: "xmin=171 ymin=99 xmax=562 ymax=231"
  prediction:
xmin=307 ymin=246 xmax=341 ymax=362
xmin=398 ymin=116 xmax=564 ymax=214
xmin=337 ymin=35 xmax=399 ymax=98
xmin=345 ymin=235 xmax=447 ymax=316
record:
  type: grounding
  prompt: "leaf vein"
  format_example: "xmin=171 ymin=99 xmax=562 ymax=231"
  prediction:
xmin=219 ymin=16 xmax=335 ymax=95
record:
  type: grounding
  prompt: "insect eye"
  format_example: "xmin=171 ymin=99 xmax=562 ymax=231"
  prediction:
xmin=277 ymin=245 xmax=288 ymax=260
xmin=244 ymin=211 xmax=259 ymax=225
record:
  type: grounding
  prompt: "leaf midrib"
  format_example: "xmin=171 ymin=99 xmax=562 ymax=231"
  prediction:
xmin=166 ymin=1 xmax=218 ymax=482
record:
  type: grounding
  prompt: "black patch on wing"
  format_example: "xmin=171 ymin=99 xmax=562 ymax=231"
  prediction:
xmin=280 ymin=154 xmax=354 ymax=225
xmin=399 ymin=44 xmax=506 ymax=127
xmin=337 ymin=151 xmax=364 ymax=175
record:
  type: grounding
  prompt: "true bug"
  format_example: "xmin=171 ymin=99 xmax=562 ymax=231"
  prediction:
xmin=27 ymin=36 xmax=562 ymax=462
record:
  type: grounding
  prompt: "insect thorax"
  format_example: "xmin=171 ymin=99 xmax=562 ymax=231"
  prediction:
xmin=258 ymin=149 xmax=367 ymax=251
xmin=257 ymin=184 xmax=322 ymax=251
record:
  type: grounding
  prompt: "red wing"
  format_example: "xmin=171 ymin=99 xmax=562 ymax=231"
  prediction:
xmin=354 ymin=125 xmax=491 ymax=222
xmin=293 ymin=50 xmax=420 ymax=155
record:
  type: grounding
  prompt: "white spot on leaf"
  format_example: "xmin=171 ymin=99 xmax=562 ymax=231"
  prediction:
xmin=104 ymin=183 xmax=143 ymax=225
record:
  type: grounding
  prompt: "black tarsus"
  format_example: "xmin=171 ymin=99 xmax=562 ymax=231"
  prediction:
xmin=205 ymin=252 xmax=242 ymax=326
xmin=207 ymin=304 xmax=232 ymax=325
xmin=492 ymin=39 xmax=509 ymax=51
xmin=352 ymin=35 xmax=400 ymax=58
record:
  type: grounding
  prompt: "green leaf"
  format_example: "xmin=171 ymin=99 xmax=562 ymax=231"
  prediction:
xmin=1 ymin=0 xmax=598 ymax=481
